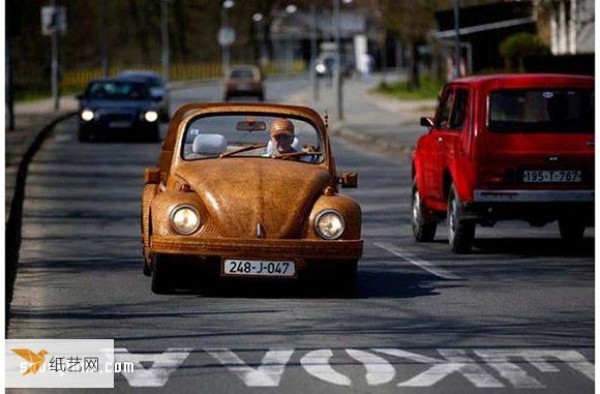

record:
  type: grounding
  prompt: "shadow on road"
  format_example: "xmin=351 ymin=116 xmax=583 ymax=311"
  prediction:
xmin=472 ymin=237 xmax=594 ymax=257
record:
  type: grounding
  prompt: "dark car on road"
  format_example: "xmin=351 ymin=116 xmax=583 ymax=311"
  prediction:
xmin=77 ymin=78 xmax=161 ymax=142
xmin=223 ymin=65 xmax=265 ymax=101
xmin=118 ymin=70 xmax=170 ymax=121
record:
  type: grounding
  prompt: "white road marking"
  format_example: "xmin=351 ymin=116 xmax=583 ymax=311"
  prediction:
xmin=206 ymin=348 xmax=293 ymax=387
xmin=375 ymin=242 xmax=463 ymax=280
xmin=346 ymin=349 xmax=396 ymax=385
xmin=476 ymin=349 xmax=596 ymax=388
xmin=301 ymin=349 xmax=351 ymax=386
xmin=374 ymin=348 xmax=503 ymax=388
xmin=113 ymin=347 xmax=595 ymax=388
xmin=115 ymin=348 xmax=192 ymax=387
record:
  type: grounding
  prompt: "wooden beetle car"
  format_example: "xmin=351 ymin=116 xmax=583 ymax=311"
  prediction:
xmin=141 ymin=103 xmax=363 ymax=293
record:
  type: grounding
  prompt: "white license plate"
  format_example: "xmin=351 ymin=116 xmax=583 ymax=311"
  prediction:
xmin=223 ymin=259 xmax=296 ymax=277
xmin=108 ymin=121 xmax=132 ymax=128
xmin=523 ymin=170 xmax=582 ymax=183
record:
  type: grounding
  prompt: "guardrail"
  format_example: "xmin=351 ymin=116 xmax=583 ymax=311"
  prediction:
xmin=60 ymin=61 xmax=307 ymax=91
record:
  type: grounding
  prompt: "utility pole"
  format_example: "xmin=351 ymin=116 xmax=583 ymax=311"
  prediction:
xmin=333 ymin=0 xmax=343 ymax=119
xmin=51 ymin=0 xmax=60 ymax=110
xmin=453 ymin=0 xmax=461 ymax=79
xmin=161 ymin=0 xmax=171 ymax=83
xmin=101 ymin=1 xmax=109 ymax=76
xmin=6 ymin=36 xmax=15 ymax=131
xmin=310 ymin=4 xmax=319 ymax=101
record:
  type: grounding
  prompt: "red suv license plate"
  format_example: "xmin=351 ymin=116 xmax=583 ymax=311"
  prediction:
xmin=523 ymin=170 xmax=582 ymax=183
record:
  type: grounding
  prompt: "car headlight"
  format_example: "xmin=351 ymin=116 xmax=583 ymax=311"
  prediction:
xmin=144 ymin=110 xmax=159 ymax=122
xmin=81 ymin=109 xmax=95 ymax=121
xmin=314 ymin=210 xmax=345 ymax=240
xmin=170 ymin=205 xmax=201 ymax=235
xmin=315 ymin=64 xmax=326 ymax=74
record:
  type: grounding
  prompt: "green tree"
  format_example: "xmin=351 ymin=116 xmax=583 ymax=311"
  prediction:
xmin=380 ymin=0 xmax=443 ymax=89
xmin=499 ymin=32 xmax=550 ymax=72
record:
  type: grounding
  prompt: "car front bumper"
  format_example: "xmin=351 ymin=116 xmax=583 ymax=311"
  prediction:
xmin=151 ymin=235 xmax=363 ymax=260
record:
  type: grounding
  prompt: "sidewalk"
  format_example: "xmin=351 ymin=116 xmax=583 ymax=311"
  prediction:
xmin=5 ymin=97 xmax=78 ymax=220
xmin=286 ymin=72 xmax=437 ymax=157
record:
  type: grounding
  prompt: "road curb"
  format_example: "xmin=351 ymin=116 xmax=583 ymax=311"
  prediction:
xmin=5 ymin=111 xmax=77 ymax=328
xmin=331 ymin=125 xmax=415 ymax=158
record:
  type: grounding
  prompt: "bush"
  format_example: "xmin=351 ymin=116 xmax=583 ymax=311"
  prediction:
xmin=500 ymin=33 xmax=550 ymax=72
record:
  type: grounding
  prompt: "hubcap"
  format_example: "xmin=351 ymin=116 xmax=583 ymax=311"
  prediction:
xmin=448 ymin=195 xmax=456 ymax=242
xmin=412 ymin=190 xmax=420 ymax=225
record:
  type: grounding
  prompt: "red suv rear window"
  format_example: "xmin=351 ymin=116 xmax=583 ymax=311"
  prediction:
xmin=488 ymin=89 xmax=594 ymax=133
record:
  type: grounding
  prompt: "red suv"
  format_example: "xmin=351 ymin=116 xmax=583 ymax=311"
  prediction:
xmin=412 ymin=74 xmax=594 ymax=253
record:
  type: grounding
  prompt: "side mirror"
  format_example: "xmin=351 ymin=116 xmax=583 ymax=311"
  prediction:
xmin=339 ymin=172 xmax=358 ymax=188
xmin=420 ymin=117 xmax=434 ymax=128
xmin=144 ymin=168 xmax=161 ymax=185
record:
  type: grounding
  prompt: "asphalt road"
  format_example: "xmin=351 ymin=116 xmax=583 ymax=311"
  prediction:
xmin=7 ymin=77 xmax=595 ymax=393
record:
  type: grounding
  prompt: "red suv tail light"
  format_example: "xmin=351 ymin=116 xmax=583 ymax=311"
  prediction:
xmin=479 ymin=166 xmax=514 ymax=184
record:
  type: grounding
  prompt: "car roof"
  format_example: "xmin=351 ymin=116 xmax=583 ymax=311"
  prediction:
xmin=118 ymin=70 xmax=161 ymax=77
xmin=88 ymin=77 xmax=147 ymax=85
xmin=451 ymin=73 xmax=594 ymax=90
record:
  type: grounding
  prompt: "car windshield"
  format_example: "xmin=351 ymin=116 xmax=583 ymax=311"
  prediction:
xmin=87 ymin=81 xmax=150 ymax=100
xmin=231 ymin=69 xmax=255 ymax=79
xmin=488 ymin=89 xmax=594 ymax=133
xmin=182 ymin=114 xmax=324 ymax=164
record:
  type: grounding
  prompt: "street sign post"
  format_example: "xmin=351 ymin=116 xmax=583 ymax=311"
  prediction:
xmin=41 ymin=6 xmax=67 ymax=36
xmin=41 ymin=5 xmax=66 ymax=110
xmin=218 ymin=27 xmax=235 ymax=74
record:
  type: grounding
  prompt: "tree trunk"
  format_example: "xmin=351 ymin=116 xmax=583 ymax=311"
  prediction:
xmin=408 ymin=41 xmax=420 ymax=90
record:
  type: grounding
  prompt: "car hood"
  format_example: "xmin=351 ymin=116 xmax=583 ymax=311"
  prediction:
xmin=81 ymin=100 xmax=153 ymax=112
xmin=176 ymin=159 xmax=332 ymax=239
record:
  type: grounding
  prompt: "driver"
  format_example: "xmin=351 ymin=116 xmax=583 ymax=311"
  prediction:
xmin=268 ymin=118 xmax=298 ymax=156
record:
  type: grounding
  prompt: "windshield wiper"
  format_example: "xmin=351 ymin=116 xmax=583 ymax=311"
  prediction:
xmin=272 ymin=151 xmax=323 ymax=160
xmin=219 ymin=143 xmax=267 ymax=158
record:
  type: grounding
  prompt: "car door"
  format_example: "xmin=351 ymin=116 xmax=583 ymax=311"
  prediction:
xmin=442 ymin=88 xmax=470 ymax=197
xmin=423 ymin=87 xmax=455 ymax=202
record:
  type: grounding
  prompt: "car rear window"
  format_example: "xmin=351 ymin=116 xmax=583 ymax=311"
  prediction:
xmin=182 ymin=114 xmax=324 ymax=164
xmin=488 ymin=89 xmax=594 ymax=133
xmin=231 ymin=69 xmax=255 ymax=79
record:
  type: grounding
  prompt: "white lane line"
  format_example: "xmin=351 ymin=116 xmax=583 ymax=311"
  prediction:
xmin=374 ymin=242 xmax=463 ymax=280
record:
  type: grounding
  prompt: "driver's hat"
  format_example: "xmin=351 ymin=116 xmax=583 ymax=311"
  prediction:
xmin=270 ymin=118 xmax=295 ymax=137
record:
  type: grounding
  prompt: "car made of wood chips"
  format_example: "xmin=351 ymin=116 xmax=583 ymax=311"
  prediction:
xmin=142 ymin=103 xmax=363 ymax=293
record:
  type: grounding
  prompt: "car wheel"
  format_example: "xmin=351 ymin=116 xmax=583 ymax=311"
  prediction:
xmin=223 ymin=94 xmax=230 ymax=102
xmin=143 ymin=261 xmax=152 ymax=277
xmin=78 ymin=130 xmax=90 ymax=142
xmin=149 ymin=127 xmax=160 ymax=143
xmin=447 ymin=184 xmax=475 ymax=254
xmin=334 ymin=261 xmax=358 ymax=298
xmin=151 ymin=254 xmax=174 ymax=294
xmin=258 ymin=94 xmax=265 ymax=102
xmin=558 ymin=218 xmax=585 ymax=242
xmin=411 ymin=179 xmax=437 ymax=242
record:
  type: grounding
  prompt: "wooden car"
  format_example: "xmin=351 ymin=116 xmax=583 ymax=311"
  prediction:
xmin=142 ymin=103 xmax=363 ymax=293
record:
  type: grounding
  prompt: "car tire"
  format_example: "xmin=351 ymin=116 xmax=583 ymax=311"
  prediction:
xmin=558 ymin=218 xmax=585 ymax=242
xmin=447 ymin=184 xmax=475 ymax=254
xmin=258 ymin=93 xmax=265 ymax=102
xmin=334 ymin=261 xmax=358 ymax=298
xmin=78 ymin=130 xmax=90 ymax=142
xmin=143 ymin=262 xmax=152 ymax=277
xmin=411 ymin=179 xmax=437 ymax=242
xmin=223 ymin=94 xmax=230 ymax=102
xmin=151 ymin=254 xmax=174 ymax=294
